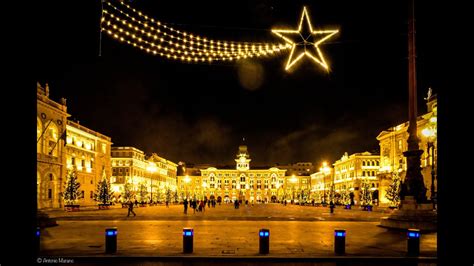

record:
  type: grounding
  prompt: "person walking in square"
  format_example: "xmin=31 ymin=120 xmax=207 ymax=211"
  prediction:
xmin=183 ymin=198 xmax=188 ymax=214
xmin=127 ymin=200 xmax=136 ymax=217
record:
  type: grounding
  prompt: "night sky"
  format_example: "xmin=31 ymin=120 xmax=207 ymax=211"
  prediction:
xmin=35 ymin=0 xmax=442 ymax=167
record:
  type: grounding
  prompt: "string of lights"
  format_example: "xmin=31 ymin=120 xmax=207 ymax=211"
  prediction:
xmin=102 ymin=12 xmax=287 ymax=58
xmin=115 ymin=1 xmax=272 ymax=47
xmin=103 ymin=4 xmax=288 ymax=57
xmin=101 ymin=1 xmax=290 ymax=62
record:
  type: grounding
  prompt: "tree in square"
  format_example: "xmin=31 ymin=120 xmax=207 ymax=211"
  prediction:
xmin=94 ymin=169 xmax=114 ymax=205
xmin=385 ymin=171 xmax=401 ymax=208
xmin=64 ymin=168 xmax=81 ymax=206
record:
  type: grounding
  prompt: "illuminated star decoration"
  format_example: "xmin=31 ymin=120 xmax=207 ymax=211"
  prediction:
xmin=272 ymin=6 xmax=339 ymax=71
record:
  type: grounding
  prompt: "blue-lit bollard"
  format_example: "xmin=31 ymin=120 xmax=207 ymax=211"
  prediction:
xmin=183 ymin=228 xmax=194 ymax=253
xmin=407 ymin=229 xmax=420 ymax=256
xmin=105 ymin=227 xmax=117 ymax=254
xmin=36 ymin=227 xmax=41 ymax=252
xmin=334 ymin=229 xmax=346 ymax=255
xmin=259 ymin=229 xmax=270 ymax=254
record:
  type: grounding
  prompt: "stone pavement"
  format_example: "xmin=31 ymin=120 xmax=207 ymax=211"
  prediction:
xmin=39 ymin=220 xmax=436 ymax=257
xmin=44 ymin=203 xmax=393 ymax=222
xmin=39 ymin=204 xmax=436 ymax=258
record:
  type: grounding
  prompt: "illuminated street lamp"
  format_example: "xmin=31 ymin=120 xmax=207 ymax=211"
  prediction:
xmin=146 ymin=162 xmax=157 ymax=203
xmin=184 ymin=175 xmax=191 ymax=200
xmin=320 ymin=162 xmax=331 ymax=204
xmin=290 ymin=175 xmax=298 ymax=202
xmin=202 ymin=182 xmax=207 ymax=200
xmin=422 ymin=121 xmax=437 ymax=210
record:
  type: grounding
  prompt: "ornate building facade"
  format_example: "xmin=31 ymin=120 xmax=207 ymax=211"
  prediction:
xmin=37 ymin=83 xmax=69 ymax=209
xmin=332 ymin=152 xmax=380 ymax=205
xmin=376 ymin=93 xmax=437 ymax=205
xmin=37 ymin=83 xmax=112 ymax=209
xmin=110 ymin=147 xmax=177 ymax=202
xmin=177 ymin=145 xmax=311 ymax=203
xmin=65 ymin=120 xmax=112 ymax=206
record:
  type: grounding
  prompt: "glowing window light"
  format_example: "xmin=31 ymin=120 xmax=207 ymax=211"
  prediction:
xmin=272 ymin=6 xmax=338 ymax=71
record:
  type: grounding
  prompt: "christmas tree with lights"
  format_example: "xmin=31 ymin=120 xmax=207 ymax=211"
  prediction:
xmin=385 ymin=171 xmax=401 ymax=208
xmin=94 ymin=169 xmax=114 ymax=207
xmin=64 ymin=168 xmax=81 ymax=207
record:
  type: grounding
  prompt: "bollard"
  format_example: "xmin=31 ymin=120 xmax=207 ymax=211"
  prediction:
xmin=105 ymin=227 xmax=118 ymax=254
xmin=334 ymin=229 xmax=346 ymax=255
xmin=36 ymin=227 xmax=41 ymax=252
xmin=407 ymin=229 xmax=420 ymax=256
xmin=183 ymin=228 xmax=194 ymax=253
xmin=259 ymin=229 xmax=270 ymax=254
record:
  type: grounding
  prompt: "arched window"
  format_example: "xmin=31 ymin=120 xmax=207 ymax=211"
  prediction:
xmin=37 ymin=117 xmax=43 ymax=154
xmin=46 ymin=122 xmax=59 ymax=157
xmin=362 ymin=161 xmax=366 ymax=166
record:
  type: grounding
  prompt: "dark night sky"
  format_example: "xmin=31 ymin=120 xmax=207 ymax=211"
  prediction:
xmin=34 ymin=0 xmax=443 ymax=166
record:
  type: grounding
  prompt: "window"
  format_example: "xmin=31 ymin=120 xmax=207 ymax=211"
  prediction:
xmin=71 ymin=157 xmax=75 ymax=166
xmin=264 ymin=185 xmax=268 ymax=189
xmin=81 ymin=190 xmax=85 ymax=198
xmin=225 ymin=180 xmax=229 ymax=184
xmin=264 ymin=180 xmax=268 ymax=184
xmin=362 ymin=161 xmax=366 ymax=166
xmin=91 ymin=180 xmax=93 ymax=184
xmin=48 ymin=189 xmax=52 ymax=199
xmin=49 ymin=173 xmax=53 ymax=181
xmin=271 ymin=184 xmax=275 ymax=189
xmin=90 ymin=160 xmax=94 ymax=169
xmin=82 ymin=160 xmax=85 ymax=167
xmin=362 ymin=171 xmax=366 ymax=176
xmin=376 ymin=161 xmax=380 ymax=166
xmin=119 ymin=168 xmax=123 ymax=173
xmin=240 ymin=176 xmax=245 ymax=182
xmin=90 ymin=191 xmax=94 ymax=198
xmin=210 ymin=176 xmax=215 ymax=182
xmin=372 ymin=171 xmax=375 ymax=176
xmin=210 ymin=184 xmax=215 ymax=188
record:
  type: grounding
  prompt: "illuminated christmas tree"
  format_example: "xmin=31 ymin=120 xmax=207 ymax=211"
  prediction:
xmin=360 ymin=180 xmax=373 ymax=209
xmin=94 ymin=170 xmax=114 ymax=205
xmin=124 ymin=183 xmax=134 ymax=203
xmin=64 ymin=168 xmax=80 ymax=206
xmin=385 ymin=171 xmax=401 ymax=208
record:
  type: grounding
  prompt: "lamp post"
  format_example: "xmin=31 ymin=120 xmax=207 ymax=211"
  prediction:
xmin=202 ymin=182 xmax=207 ymax=201
xmin=320 ymin=162 xmax=331 ymax=204
xmin=147 ymin=162 xmax=157 ymax=204
xmin=184 ymin=175 xmax=191 ymax=200
xmin=422 ymin=124 xmax=437 ymax=210
xmin=290 ymin=175 xmax=297 ymax=202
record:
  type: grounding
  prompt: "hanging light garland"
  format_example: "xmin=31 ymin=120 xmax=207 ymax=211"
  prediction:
xmin=101 ymin=1 xmax=338 ymax=70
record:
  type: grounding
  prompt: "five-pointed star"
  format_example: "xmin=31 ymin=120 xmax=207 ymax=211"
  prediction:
xmin=272 ymin=7 xmax=339 ymax=71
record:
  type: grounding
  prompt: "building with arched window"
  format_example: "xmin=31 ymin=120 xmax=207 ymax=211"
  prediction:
xmin=37 ymin=82 xmax=112 ymax=209
xmin=37 ymin=82 xmax=69 ymax=209
xmin=377 ymin=93 xmax=437 ymax=205
xmin=177 ymin=145 xmax=311 ymax=203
